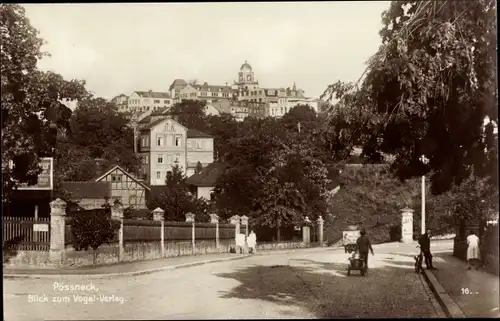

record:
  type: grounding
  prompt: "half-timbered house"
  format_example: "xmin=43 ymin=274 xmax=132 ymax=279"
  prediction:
xmin=95 ymin=165 xmax=150 ymax=209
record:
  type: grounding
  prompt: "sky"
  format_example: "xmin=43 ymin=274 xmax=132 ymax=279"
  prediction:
xmin=23 ymin=2 xmax=390 ymax=103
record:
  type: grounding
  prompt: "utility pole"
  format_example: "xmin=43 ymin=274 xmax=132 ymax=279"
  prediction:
xmin=419 ymin=155 xmax=429 ymax=234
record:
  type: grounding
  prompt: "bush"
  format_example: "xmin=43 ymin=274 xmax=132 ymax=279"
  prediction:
xmin=124 ymin=206 xmax=152 ymax=220
xmin=69 ymin=208 xmax=121 ymax=264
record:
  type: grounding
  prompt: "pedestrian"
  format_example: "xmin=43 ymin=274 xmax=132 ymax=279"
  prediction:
xmin=247 ymin=230 xmax=257 ymax=254
xmin=467 ymin=230 xmax=480 ymax=270
xmin=418 ymin=229 xmax=436 ymax=270
xmin=356 ymin=228 xmax=374 ymax=272
xmin=235 ymin=233 xmax=246 ymax=254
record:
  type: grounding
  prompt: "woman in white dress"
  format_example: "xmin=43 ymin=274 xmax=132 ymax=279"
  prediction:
xmin=247 ymin=231 xmax=257 ymax=254
xmin=466 ymin=231 xmax=480 ymax=270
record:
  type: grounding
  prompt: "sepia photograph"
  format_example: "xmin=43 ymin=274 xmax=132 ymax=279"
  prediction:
xmin=2 ymin=1 xmax=499 ymax=319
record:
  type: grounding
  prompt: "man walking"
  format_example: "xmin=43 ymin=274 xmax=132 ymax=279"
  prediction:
xmin=356 ymin=228 xmax=374 ymax=272
xmin=418 ymin=229 xmax=437 ymax=270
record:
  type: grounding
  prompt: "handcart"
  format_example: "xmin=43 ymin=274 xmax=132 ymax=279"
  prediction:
xmin=347 ymin=252 xmax=367 ymax=276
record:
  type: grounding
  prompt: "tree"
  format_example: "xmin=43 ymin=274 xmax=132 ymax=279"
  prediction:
xmin=280 ymin=104 xmax=318 ymax=133
xmin=214 ymin=117 xmax=331 ymax=236
xmin=168 ymin=99 xmax=208 ymax=131
xmin=70 ymin=209 xmax=120 ymax=264
xmin=206 ymin=113 xmax=240 ymax=160
xmin=69 ymin=97 xmax=140 ymax=174
xmin=150 ymin=165 xmax=209 ymax=221
xmin=1 ymin=4 xmax=87 ymax=201
xmin=322 ymin=0 xmax=498 ymax=195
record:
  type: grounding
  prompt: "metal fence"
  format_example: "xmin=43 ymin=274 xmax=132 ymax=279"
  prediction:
xmin=2 ymin=217 xmax=51 ymax=251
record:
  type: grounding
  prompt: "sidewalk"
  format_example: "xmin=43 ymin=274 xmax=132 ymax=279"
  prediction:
xmin=3 ymin=253 xmax=250 ymax=279
xmin=426 ymin=252 xmax=500 ymax=318
xmin=3 ymin=246 xmax=336 ymax=279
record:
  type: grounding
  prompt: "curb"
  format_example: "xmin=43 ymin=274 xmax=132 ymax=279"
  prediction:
xmin=422 ymin=269 xmax=466 ymax=318
xmin=254 ymin=246 xmax=343 ymax=256
xmin=3 ymin=255 xmax=251 ymax=280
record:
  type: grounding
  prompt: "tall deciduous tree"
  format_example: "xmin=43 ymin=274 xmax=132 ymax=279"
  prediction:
xmin=214 ymin=117 xmax=331 ymax=236
xmin=69 ymin=97 xmax=140 ymax=174
xmin=168 ymin=99 xmax=208 ymax=131
xmin=322 ymin=0 xmax=498 ymax=195
xmin=1 ymin=4 xmax=87 ymax=200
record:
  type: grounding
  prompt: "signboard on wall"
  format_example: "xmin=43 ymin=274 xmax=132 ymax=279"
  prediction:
xmin=17 ymin=157 xmax=54 ymax=190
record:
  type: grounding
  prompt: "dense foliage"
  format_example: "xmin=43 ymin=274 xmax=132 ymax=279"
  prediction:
xmin=148 ymin=165 xmax=210 ymax=221
xmin=70 ymin=208 xmax=121 ymax=264
xmin=1 ymin=5 xmax=139 ymax=203
xmin=1 ymin=4 xmax=87 ymax=201
xmin=322 ymin=0 xmax=498 ymax=195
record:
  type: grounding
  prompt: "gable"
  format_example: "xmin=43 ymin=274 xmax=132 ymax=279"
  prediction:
xmin=149 ymin=118 xmax=188 ymax=133
xmin=130 ymin=92 xmax=141 ymax=99
xmin=95 ymin=165 xmax=151 ymax=191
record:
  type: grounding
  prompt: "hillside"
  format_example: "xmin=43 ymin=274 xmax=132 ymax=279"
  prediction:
xmin=324 ymin=164 xmax=454 ymax=245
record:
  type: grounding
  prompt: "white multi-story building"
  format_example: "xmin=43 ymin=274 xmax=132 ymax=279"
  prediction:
xmin=137 ymin=116 xmax=214 ymax=185
xmin=127 ymin=90 xmax=174 ymax=114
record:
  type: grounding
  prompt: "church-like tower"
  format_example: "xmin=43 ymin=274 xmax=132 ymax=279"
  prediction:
xmin=235 ymin=60 xmax=259 ymax=90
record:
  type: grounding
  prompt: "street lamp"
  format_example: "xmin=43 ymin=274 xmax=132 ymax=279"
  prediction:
xmin=419 ymin=154 xmax=430 ymax=234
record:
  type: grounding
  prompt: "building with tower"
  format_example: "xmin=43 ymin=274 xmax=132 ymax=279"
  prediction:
xmin=234 ymin=60 xmax=259 ymax=91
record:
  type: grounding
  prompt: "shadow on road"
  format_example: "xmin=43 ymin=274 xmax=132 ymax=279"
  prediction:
xmin=215 ymin=257 xmax=434 ymax=318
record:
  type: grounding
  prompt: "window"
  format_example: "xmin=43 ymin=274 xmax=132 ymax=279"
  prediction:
xmin=175 ymin=153 xmax=180 ymax=163
xmin=157 ymin=135 xmax=164 ymax=147
xmin=157 ymin=154 xmax=164 ymax=164
xmin=167 ymin=154 xmax=173 ymax=164
xmin=111 ymin=174 xmax=122 ymax=182
xmin=142 ymin=156 xmax=149 ymax=164
xmin=153 ymin=99 xmax=160 ymax=104
xmin=156 ymin=171 xmax=161 ymax=179
xmin=141 ymin=136 xmax=149 ymax=147
xmin=196 ymin=140 xmax=201 ymax=149
xmin=187 ymin=140 xmax=192 ymax=148
xmin=175 ymin=136 xmax=181 ymax=147
xmin=281 ymin=107 xmax=284 ymax=114
xmin=164 ymin=100 xmax=169 ymax=104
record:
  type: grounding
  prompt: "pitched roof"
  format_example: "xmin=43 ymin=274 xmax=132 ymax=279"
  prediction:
xmin=61 ymin=182 xmax=111 ymax=199
xmin=185 ymin=162 xmax=227 ymax=187
xmin=94 ymin=165 xmax=151 ymax=191
xmin=134 ymin=91 xmax=171 ymax=99
xmin=187 ymin=129 xmax=212 ymax=138
xmin=150 ymin=108 xmax=170 ymax=116
xmin=139 ymin=117 xmax=188 ymax=131
xmin=138 ymin=116 xmax=152 ymax=124
xmin=142 ymin=118 xmax=166 ymax=130
xmin=169 ymin=79 xmax=188 ymax=91
xmin=194 ymin=83 xmax=233 ymax=93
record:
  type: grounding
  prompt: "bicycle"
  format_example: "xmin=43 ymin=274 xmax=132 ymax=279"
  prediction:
xmin=414 ymin=245 xmax=423 ymax=273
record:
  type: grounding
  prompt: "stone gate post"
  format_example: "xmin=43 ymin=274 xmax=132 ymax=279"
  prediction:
xmin=401 ymin=207 xmax=414 ymax=243
xmin=50 ymin=198 xmax=67 ymax=265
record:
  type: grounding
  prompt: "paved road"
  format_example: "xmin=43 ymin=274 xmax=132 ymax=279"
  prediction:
xmin=4 ymin=244 xmax=444 ymax=320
